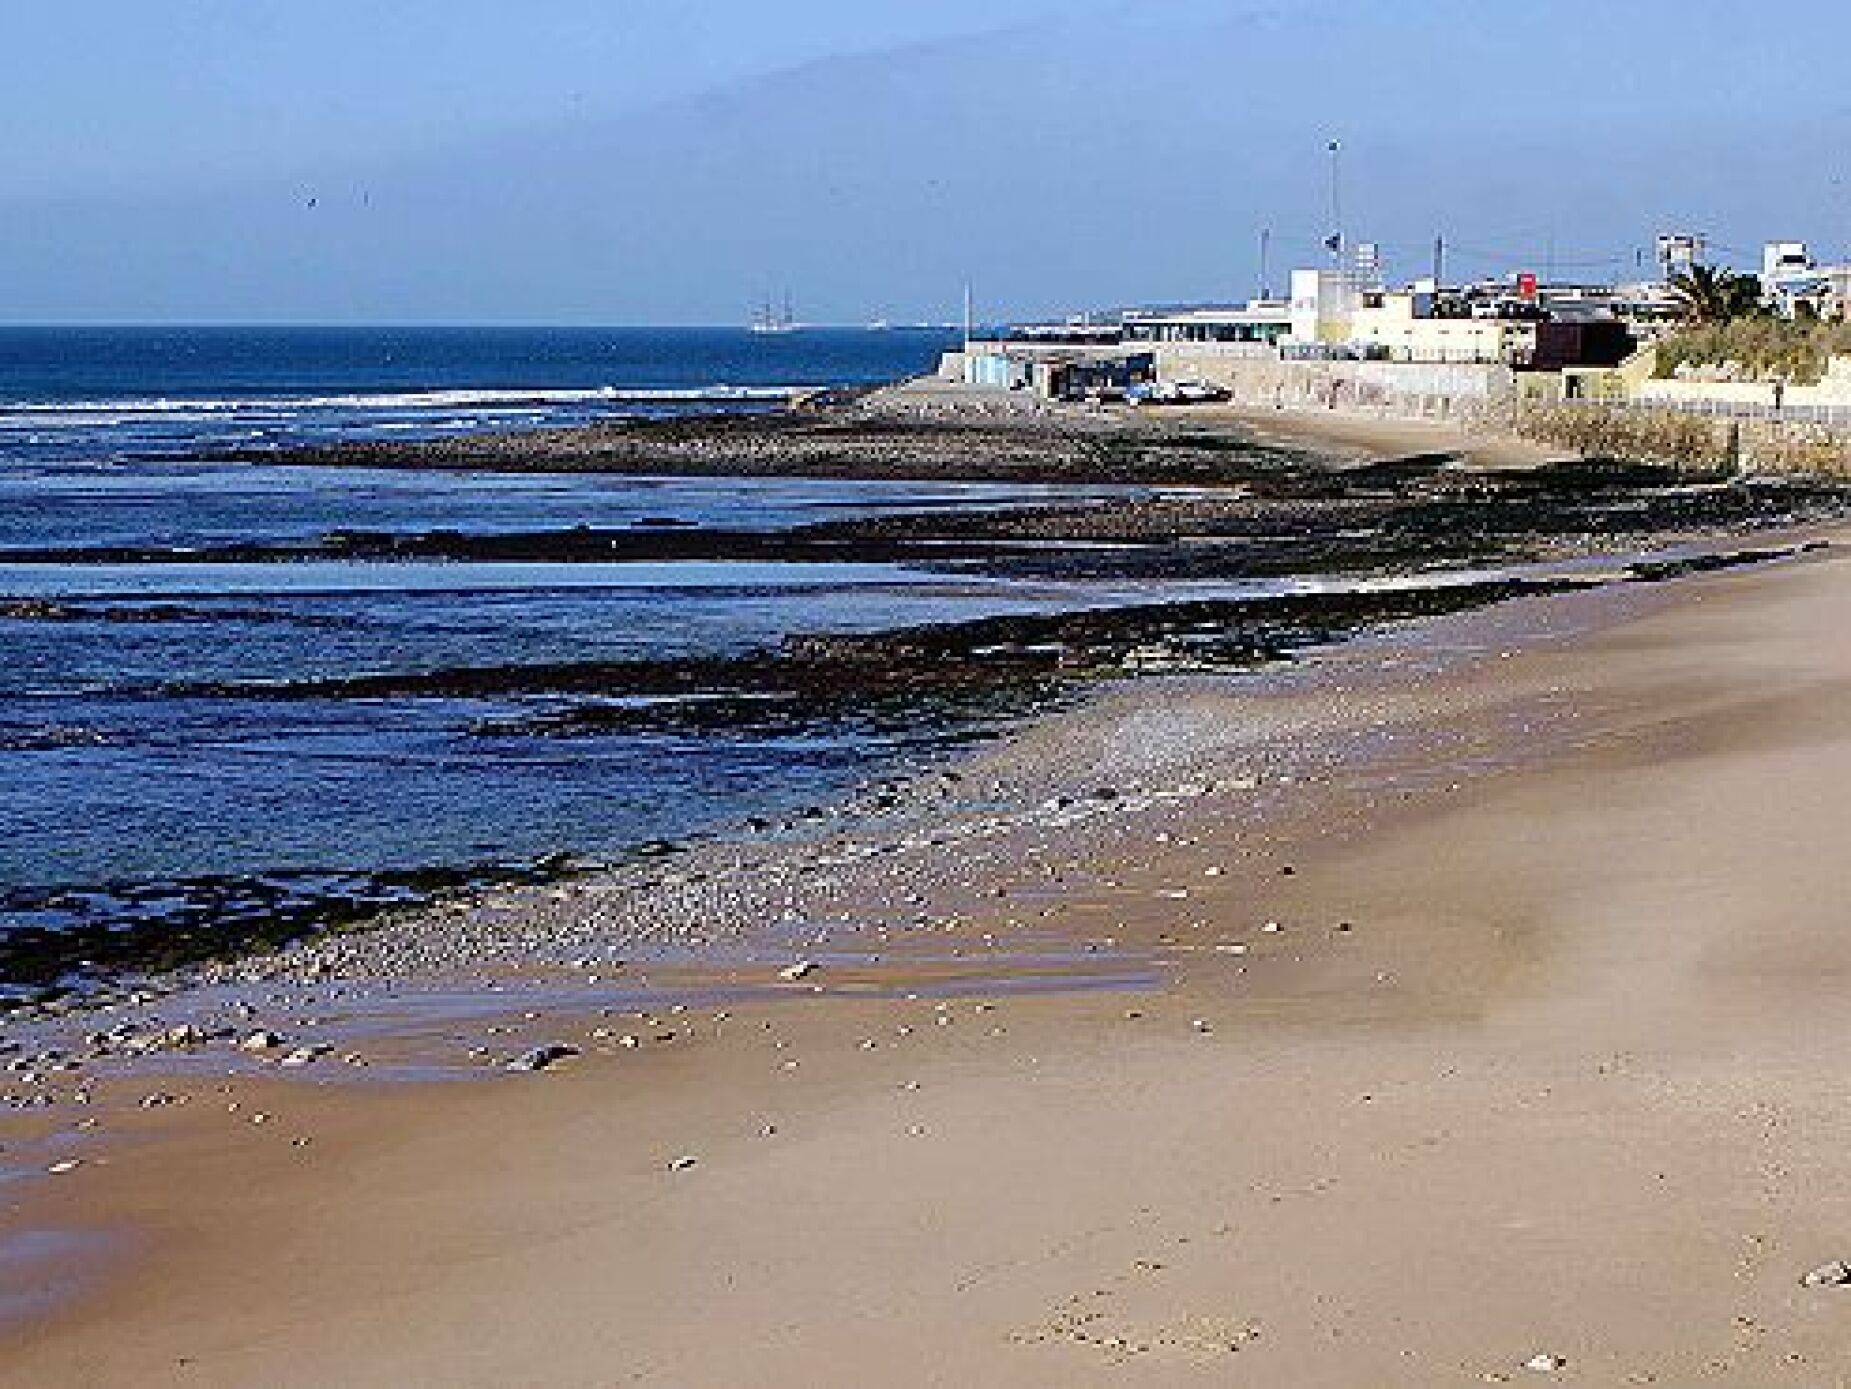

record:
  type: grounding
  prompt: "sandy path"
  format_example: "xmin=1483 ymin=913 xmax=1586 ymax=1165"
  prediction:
xmin=9 ymin=542 xmax=1851 ymax=1385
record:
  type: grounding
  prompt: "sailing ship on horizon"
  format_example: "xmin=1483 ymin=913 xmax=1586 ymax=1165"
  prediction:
xmin=749 ymin=292 xmax=801 ymax=335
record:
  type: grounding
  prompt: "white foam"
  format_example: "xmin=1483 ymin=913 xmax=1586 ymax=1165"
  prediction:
xmin=0 ymin=384 xmax=803 ymax=425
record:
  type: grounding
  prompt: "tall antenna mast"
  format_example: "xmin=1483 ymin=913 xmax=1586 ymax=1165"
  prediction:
xmin=1327 ymin=139 xmax=1345 ymax=269
xmin=1259 ymin=227 xmax=1272 ymax=300
xmin=962 ymin=282 xmax=973 ymax=350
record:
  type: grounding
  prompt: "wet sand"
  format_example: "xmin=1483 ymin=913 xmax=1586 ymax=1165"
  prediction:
xmin=10 ymin=534 xmax=1851 ymax=1384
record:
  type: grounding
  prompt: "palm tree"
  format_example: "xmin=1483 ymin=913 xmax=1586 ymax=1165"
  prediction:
xmin=1668 ymin=265 xmax=1764 ymax=324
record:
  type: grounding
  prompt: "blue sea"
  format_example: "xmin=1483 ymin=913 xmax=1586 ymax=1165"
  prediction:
xmin=0 ymin=326 xmax=1191 ymax=983
xmin=0 ymin=325 xmax=943 ymax=463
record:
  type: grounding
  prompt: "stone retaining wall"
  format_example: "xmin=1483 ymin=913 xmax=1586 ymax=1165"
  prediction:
xmin=1510 ymin=404 xmax=1851 ymax=478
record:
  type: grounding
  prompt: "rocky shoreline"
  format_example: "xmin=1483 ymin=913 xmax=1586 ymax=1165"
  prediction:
xmin=18 ymin=453 xmax=1844 ymax=582
xmin=10 ymin=397 xmax=1851 ymax=1010
xmin=14 ymin=463 xmax=1851 ymax=1389
xmin=7 ymin=422 xmax=1850 ymax=1007
xmin=0 ymin=537 xmax=1821 ymax=1011
xmin=189 ymin=391 xmax=1334 ymax=484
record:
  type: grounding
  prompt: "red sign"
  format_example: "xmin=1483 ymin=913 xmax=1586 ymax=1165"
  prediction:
xmin=1517 ymin=272 xmax=1539 ymax=299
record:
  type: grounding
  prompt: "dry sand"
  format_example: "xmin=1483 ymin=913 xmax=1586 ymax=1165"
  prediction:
xmin=1200 ymin=401 xmax=1571 ymax=471
xmin=9 ymin=538 xmax=1851 ymax=1386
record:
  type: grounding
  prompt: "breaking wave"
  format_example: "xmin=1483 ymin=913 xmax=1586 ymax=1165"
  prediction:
xmin=0 ymin=384 xmax=805 ymax=427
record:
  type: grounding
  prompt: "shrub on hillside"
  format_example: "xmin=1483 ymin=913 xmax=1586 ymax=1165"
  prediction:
xmin=1655 ymin=318 xmax=1851 ymax=385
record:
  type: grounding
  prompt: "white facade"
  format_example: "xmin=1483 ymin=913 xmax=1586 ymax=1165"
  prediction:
xmin=1283 ymin=271 xmax=1534 ymax=363
xmin=1764 ymin=240 xmax=1812 ymax=287
xmin=1121 ymin=303 xmax=1290 ymax=347
xmin=1289 ymin=268 xmax=1361 ymax=344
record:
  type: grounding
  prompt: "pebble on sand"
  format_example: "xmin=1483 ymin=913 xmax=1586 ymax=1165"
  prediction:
xmin=506 ymin=1043 xmax=579 ymax=1073
xmin=1801 ymin=1259 xmax=1851 ymax=1287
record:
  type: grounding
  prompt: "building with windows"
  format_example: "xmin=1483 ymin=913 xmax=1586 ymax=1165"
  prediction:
xmin=1120 ymin=302 xmax=1291 ymax=349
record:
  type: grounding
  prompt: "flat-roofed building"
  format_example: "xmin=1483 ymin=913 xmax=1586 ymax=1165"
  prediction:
xmin=1121 ymin=302 xmax=1291 ymax=348
xmin=949 ymin=338 xmax=1155 ymax=401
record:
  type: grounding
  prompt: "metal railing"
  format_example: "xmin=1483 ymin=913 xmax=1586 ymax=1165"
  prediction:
xmin=1542 ymin=396 xmax=1851 ymax=429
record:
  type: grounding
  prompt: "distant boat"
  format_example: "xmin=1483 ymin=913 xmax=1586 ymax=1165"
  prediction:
xmin=750 ymin=293 xmax=801 ymax=335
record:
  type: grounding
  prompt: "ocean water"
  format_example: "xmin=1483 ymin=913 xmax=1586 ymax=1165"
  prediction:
xmin=0 ymin=325 xmax=952 ymax=462
xmin=0 ymin=327 xmax=1191 ymax=983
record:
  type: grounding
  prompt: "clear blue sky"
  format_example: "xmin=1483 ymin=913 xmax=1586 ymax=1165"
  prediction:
xmin=4 ymin=0 xmax=1847 ymax=323
xmin=4 ymin=1 xmax=1093 ymax=197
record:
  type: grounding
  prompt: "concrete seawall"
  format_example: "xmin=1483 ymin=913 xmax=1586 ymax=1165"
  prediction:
xmin=1155 ymin=347 xmax=1510 ymax=421
xmin=1156 ymin=347 xmax=1851 ymax=478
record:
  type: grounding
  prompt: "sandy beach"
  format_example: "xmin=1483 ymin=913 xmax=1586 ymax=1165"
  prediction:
xmin=9 ymin=528 xmax=1851 ymax=1385
xmin=1203 ymin=401 xmax=1572 ymax=471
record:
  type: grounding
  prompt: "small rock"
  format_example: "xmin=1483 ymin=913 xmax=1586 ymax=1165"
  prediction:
xmin=1801 ymin=1260 xmax=1851 ymax=1288
xmin=506 ymin=1043 xmax=579 ymax=1073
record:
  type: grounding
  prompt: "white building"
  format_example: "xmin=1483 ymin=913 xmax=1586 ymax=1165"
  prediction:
xmin=1120 ymin=302 xmax=1291 ymax=348
xmin=1288 ymin=268 xmax=1363 ymax=345
xmin=1764 ymin=240 xmax=1813 ymax=287
xmin=1656 ymin=232 xmax=1705 ymax=278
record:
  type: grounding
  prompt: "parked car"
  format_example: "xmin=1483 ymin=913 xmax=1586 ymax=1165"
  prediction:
xmin=1133 ymin=379 xmax=1231 ymax=405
